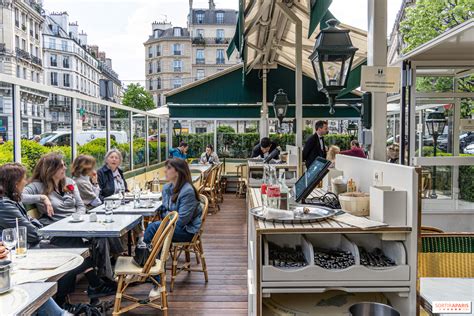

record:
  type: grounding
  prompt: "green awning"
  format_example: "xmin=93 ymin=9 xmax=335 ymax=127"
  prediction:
xmin=337 ymin=60 xmax=366 ymax=98
xmin=309 ymin=0 xmax=333 ymax=36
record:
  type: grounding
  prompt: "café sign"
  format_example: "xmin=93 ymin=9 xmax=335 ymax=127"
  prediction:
xmin=361 ymin=66 xmax=401 ymax=93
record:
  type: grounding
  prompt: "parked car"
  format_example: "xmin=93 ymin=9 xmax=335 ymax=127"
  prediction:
xmin=464 ymin=143 xmax=474 ymax=155
xmin=438 ymin=132 xmax=474 ymax=153
xmin=39 ymin=130 xmax=128 ymax=146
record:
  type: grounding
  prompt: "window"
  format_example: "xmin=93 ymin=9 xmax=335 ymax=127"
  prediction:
xmin=157 ymin=77 xmax=161 ymax=89
xmin=216 ymin=12 xmax=224 ymax=24
xmin=196 ymin=12 xmax=205 ymax=24
xmin=61 ymin=40 xmax=68 ymax=51
xmin=196 ymin=49 xmax=205 ymax=64
xmin=173 ymin=60 xmax=182 ymax=72
xmin=148 ymin=46 xmax=153 ymax=58
xmin=63 ymin=56 xmax=70 ymax=68
xmin=156 ymin=60 xmax=161 ymax=72
xmin=30 ymin=70 xmax=34 ymax=81
xmin=196 ymin=69 xmax=205 ymax=80
xmin=173 ymin=43 xmax=181 ymax=55
xmin=196 ymin=127 xmax=207 ymax=133
xmin=50 ymin=54 xmax=57 ymax=67
xmin=49 ymin=38 xmax=56 ymax=50
xmin=156 ymin=44 xmax=161 ymax=56
xmin=50 ymin=72 xmax=58 ymax=85
xmin=153 ymin=29 xmax=159 ymax=38
xmin=197 ymin=29 xmax=204 ymax=38
xmin=173 ymin=27 xmax=182 ymax=37
xmin=30 ymin=44 xmax=33 ymax=55
xmin=216 ymin=29 xmax=225 ymax=40
xmin=16 ymin=65 xmax=20 ymax=78
xmin=148 ymin=62 xmax=153 ymax=74
xmin=216 ymin=49 xmax=225 ymax=64
xmin=36 ymin=72 xmax=40 ymax=83
xmin=14 ymin=8 xmax=19 ymax=27
xmin=15 ymin=36 xmax=19 ymax=49
xmin=21 ymin=39 xmax=26 ymax=50
xmin=148 ymin=79 xmax=153 ymax=91
xmin=63 ymin=74 xmax=70 ymax=87
xmin=35 ymin=47 xmax=39 ymax=58
xmin=173 ymin=77 xmax=182 ymax=89
xmin=23 ymin=67 xmax=26 ymax=79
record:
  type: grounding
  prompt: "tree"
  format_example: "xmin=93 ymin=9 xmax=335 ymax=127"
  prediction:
xmin=217 ymin=125 xmax=236 ymax=134
xmin=399 ymin=0 xmax=474 ymax=119
xmin=122 ymin=83 xmax=155 ymax=111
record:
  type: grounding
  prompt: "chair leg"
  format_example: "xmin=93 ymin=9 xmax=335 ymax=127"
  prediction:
xmin=198 ymin=238 xmax=209 ymax=283
xmin=112 ymin=275 xmax=124 ymax=315
xmin=160 ymin=272 xmax=168 ymax=316
xmin=185 ymin=248 xmax=191 ymax=271
xmin=170 ymin=246 xmax=178 ymax=292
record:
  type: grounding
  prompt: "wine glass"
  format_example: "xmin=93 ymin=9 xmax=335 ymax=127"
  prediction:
xmin=104 ymin=200 xmax=114 ymax=223
xmin=2 ymin=229 xmax=17 ymax=261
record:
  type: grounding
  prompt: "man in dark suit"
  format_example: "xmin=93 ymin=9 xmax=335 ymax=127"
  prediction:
xmin=251 ymin=137 xmax=279 ymax=159
xmin=303 ymin=120 xmax=328 ymax=168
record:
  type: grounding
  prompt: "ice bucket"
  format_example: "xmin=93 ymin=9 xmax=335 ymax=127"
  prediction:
xmin=349 ymin=302 xmax=400 ymax=316
xmin=0 ymin=260 xmax=12 ymax=294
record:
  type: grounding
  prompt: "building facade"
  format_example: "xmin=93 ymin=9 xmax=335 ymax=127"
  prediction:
xmin=144 ymin=22 xmax=191 ymax=107
xmin=43 ymin=12 xmax=121 ymax=132
xmin=144 ymin=0 xmax=239 ymax=108
xmin=0 ymin=0 xmax=48 ymax=140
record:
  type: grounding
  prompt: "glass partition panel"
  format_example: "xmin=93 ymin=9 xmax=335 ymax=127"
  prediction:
xmin=0 ymin=82 xmax=14 ymax=166
xmin=172 ymin=120 xmax=214 ymax=159
xmin=133 ymin=115 xmax=146 ymax=169
xmin=148 ymin=117 xmax=159 ymax=165
xmin=110 ymin=108 xmax=131 ymax=171
xmin=216 ymin=120 xmax=259 ymax=158
xmin=460 ymin=98 xmax=474 ymax=155
xmin=77 ymin=101 xmax=107 ymax=167
xmin=21 ymin=93 xmax=72 ymax=174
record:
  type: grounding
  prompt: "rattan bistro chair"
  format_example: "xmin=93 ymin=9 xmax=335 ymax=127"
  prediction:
xmin=169 ymin=195 xmax=209 ymax=292
xmin=200 ymin=165 xmax=220 ymax=213
xmin=235 ymin=163 xmax=248 ymax=198
xmin=112 ymin=211 xmax=178 ymax=316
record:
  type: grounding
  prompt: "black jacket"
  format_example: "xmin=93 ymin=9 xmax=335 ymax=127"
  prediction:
xmin=303 ymin=134 xmax=327 ymax=168
xmin=251 ymin=142 xmax=279 ymax=159
xmin=0 ymin=197 xmax=42 ymax=246
xmin=97 ymin=165 xmax=128 ymax=201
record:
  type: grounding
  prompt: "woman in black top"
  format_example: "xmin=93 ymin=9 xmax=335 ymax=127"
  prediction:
xmin=97 ymin=149 xmax=128 ymax=201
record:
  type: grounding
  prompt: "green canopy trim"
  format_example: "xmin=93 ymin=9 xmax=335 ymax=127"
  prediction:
xmin=309 ymin=0 xmax=333 ymax=36
xmin=227 ymin=0 xmax=245 ymax=59
xmin=168 ymin=104 xmax=360 ymax=119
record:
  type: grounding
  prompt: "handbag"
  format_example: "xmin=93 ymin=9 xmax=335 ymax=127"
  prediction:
xmin=133 ymin=242 xmax=155 ymax=267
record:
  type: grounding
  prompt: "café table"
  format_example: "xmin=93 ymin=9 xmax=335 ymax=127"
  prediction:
xmin=189 ymin=164 xmax=212 ymax=174
xmin=419 ymin=278 xmax=474 ymax=315
xmin=1 ymin=282 xmax=57 ymax=315
xmin=38 ymin=214 xmax=142 ymax=255
xmin=92 ymin=200 xmax=162 ymax=217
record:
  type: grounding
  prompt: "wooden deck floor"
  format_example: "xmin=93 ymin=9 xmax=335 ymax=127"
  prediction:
xmin=70 ymin=194 xmax=248 ymax=315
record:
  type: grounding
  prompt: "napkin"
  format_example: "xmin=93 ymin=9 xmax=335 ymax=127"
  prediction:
xmin=265 ymin=208 xmax=294 ymax=220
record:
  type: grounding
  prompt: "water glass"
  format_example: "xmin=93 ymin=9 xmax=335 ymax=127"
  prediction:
xmin=104 ymin=200 xmax=114 ymax=223
xmin=15 ymin=227 xmax=27 ymax=258
xmin=1 ymin=229 xmax=16 ymax=261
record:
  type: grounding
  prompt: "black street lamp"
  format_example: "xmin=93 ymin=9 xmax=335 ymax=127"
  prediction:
xmin=425 ymin=112 xmax=447 ymax=199
xmin=347 ymin=122 xmax=358 ymax=139
xmin=172 ymin=121 xmax=182 ymax=144
xmin=309 ymin=19 xmax=358 ymax=115
xmin=273 ymin=89 xmax=289 ymax=133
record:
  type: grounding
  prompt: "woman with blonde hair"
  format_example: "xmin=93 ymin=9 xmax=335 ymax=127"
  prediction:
xmin=326 ymin=145 xmax=340 ymax=167
xmin=72 ymin=155 xmax=102 ymax=209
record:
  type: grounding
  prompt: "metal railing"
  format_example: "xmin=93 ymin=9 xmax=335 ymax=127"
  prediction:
xmin=173 ymin=51 xmax=182 ymax=56
xmin=195 ymin=58 xmax=205 ymax=64
xmin=216 ymin=58 xmax=225 ymax=65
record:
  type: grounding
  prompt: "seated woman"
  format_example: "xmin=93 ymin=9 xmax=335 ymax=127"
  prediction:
xmin=72 ymin=155 xmax=102 ymax=209
xmin=22 ymin=153 xmax=118 ymax=299
xmin=144 ymin=158 xmax=202 ymax=298
xmin=200 ymin=144 xmax=219 ymax=165
xmin=97 ymin=149 xmax=128 ymax=201
xmin=0 ymin=162 xmax=112 ymax=305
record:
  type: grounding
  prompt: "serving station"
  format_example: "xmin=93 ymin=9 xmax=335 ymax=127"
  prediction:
xmin=246 ymin=155 xmax=420 ymax=315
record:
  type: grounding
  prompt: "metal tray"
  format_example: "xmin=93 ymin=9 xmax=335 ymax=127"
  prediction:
xmin=249 ymin=205 xmax=337 ymax=224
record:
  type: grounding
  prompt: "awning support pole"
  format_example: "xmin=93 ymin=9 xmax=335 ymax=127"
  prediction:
xmin=277 ymin=2 xmax=303 ymax=148
xmin=367 ymin=0 xmax=387 ymax=161
xmin=12 ymin=84 xmax=21 ymax=163
xmin=260 ymin=66 xmax=269 ymax=138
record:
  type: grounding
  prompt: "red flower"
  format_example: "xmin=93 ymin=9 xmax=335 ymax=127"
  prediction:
xmin=65 ymin=184 xmax=75 ymax=192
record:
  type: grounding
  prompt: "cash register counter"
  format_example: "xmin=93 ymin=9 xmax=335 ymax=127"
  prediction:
xmin=246 ymin=155 xmax=420 ymax=316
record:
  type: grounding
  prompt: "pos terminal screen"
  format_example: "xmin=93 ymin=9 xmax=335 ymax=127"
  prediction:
xmin=294 ymin=157 xmax=331 ymax=203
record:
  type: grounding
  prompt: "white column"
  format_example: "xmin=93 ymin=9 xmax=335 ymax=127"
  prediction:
xmin=295 ymin=14 xmax=303 ymax=148
xmin=213 ymin=119 xmax=217 ymax=151
xmin=260 ymin=68 xmax=269 ymax=138
xmin=145 ymin=116 xmax=149 ymax=166
xmin=13 ymin=85 xmax=21 ymax=163
xmin=71 ymin=98 xmax=77 ymax=159
xmin=367 ymin=0 xmax=387 ymax=161
xmin=106 ymin=105 xmax=111 ymax=151
xmin=129 ymin=112 xmax=133 ymax=170
xmin=158 ymin=117 xmax=161 ymax=163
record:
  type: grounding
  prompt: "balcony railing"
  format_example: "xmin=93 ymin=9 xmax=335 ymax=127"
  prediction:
xmin=51 ymin=60 xmax=57 ymax=67
xmin=50 ymin=81 xmax=58 ymax=86
xmin=16 ymin=47 xmax=31 ymax=60
xmin=156 ymin=51 xmax=161 ymax=57
xmin=174 ymin=67 xmax=182 ymax=72
xmin=215 ymin=37 xmax=228 ymax=44
xmin=0 ymin=43 xmax=6 ymax=53
xmin=63 ymin=61 xmax=70 ymax=68
xmin=192 ymin=37 xmax=206 ymax=45
xmin=156 ymin=67 xmax=161 ymax=73
xmin=148 ymin=53 xmax=152 ymax=58
xmin=216 ymin=58 xmax=225 ymax=65
xmin=173 ymin=51 xmax=182 ymax=56
xmin=195 ymin=58 xmax=205 ymax=64
xmin=31 ymin=56 xmax=42 ymax=66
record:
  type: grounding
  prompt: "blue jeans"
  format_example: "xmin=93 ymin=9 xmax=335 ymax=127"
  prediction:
xmin=144 ymin=221 xmax=194 ymax=283
xmin=35 ymin=298 xmax=64 ymax=316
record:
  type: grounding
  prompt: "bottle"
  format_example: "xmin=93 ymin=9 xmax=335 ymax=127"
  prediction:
xmin=151 ymin=173 xmax=160 ymax=193
xmin=267 ymin=166 xmax=281 ymax=209
xmin=260 ymin=165 xmax=268 ymax=207
xmin=279 ymin=170 xmax=289 ymax=210
xmin=133 ymin=184 xmax=141 ymax=208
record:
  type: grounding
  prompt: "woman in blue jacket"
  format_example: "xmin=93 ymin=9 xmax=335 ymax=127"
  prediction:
xmin=144 ymin=158 xmax=202 ymax=298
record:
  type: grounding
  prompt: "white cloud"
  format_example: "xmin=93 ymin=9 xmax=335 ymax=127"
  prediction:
xmin=43 ymin=0 xmax=402 ymax=85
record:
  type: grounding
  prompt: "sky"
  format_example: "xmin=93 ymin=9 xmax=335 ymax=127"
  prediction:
xmin=43 ymin=0 xmax=403 ymax=85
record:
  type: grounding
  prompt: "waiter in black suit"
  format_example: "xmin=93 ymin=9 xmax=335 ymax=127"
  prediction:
xmin=303 ymin=120 xmax=328 ymax=168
